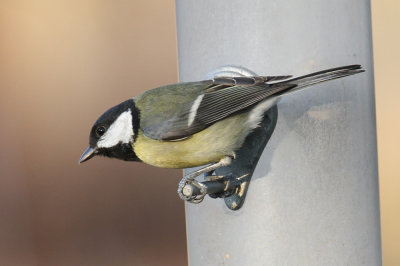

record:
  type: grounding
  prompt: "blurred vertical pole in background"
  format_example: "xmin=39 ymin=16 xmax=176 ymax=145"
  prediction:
xmin=176 ymin=0 xmax=381 ymax=265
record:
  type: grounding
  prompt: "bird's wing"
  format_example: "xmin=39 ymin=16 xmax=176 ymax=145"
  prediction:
xmin=139 ymin=64 xmax=363 ymax=140
xmin=138 ymin=76 xmax=294 ymax=141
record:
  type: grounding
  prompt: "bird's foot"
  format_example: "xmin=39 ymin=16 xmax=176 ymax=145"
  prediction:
xmin=178 ymin=175 xmax=207 ymax=203
xmin=177 ymin=157 xmax=234 ymax=203
xmin=178 ymin=172 xmax=238 ymax=203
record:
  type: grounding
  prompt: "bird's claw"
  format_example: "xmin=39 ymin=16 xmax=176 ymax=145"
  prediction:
xmin=178 ymin=176 xmax=207 ymax=203
xmin=178 ymin=172 xmax=238 ymax=203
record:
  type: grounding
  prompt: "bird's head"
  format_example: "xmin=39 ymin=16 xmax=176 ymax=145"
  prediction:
xmin=79 ymin=99 xmax=141 ymax=163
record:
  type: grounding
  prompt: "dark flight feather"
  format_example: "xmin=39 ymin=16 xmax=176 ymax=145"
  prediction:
xmin=141 ymin=65 xmax=363 ymax=141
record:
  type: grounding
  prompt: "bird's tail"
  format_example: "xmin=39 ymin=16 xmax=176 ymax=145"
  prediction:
xmin=274 ymin=64 xmax=364 ymax=95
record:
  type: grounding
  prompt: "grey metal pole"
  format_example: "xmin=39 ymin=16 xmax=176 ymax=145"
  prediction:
xmin=176 ymin=0 xmax=381 ymax=265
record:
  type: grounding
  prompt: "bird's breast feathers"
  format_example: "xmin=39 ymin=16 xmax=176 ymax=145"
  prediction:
xmin=133 ymin=112 xmax=252 ymax=168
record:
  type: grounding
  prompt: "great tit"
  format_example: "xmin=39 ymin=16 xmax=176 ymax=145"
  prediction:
xmin=79 ymin=65 xmax=363 ymax=202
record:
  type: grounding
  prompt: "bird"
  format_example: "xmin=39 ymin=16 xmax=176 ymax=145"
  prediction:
xmin=79 ymin=64 xmax=364 ymax=203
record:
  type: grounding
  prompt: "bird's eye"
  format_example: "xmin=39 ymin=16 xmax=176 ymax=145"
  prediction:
xmin=96 ymin=126 xmax=106 ymax=136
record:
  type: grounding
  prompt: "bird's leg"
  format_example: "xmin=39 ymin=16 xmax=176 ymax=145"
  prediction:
xmin=178 ymin=156 xmax=233 ymax=203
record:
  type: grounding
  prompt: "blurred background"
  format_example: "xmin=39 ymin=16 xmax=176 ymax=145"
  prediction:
xmin=0 ymin=0 xmax=398 ymax=265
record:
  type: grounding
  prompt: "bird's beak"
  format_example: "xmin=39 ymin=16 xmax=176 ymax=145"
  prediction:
xmin=79 ymin=147 xmax=96 ymax=164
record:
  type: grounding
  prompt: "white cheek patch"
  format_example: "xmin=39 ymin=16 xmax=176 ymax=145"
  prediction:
xmin=97 ymin=109 xmax=134 ymax=148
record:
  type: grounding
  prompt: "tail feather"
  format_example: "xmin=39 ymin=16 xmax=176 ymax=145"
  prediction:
xmin=274 ymin=64 xmax=364 ymax=95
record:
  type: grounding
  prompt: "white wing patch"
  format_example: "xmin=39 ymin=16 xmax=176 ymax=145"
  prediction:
xmin=97 ymin=109 xmax=133 ymax=148
xmin=188 ymin=94 xmax=204 ymax=126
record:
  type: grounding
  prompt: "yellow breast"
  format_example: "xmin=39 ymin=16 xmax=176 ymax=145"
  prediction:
xmin=133 ymin=113 xmax=251 ymax=168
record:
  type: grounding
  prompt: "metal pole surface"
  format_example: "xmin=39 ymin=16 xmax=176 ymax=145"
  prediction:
xmin=176 ymin=1 xmax=381 ymax=265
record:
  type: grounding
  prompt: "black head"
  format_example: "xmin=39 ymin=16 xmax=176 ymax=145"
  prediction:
xmin=79 ymin=99 xmax=141 ymax=163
